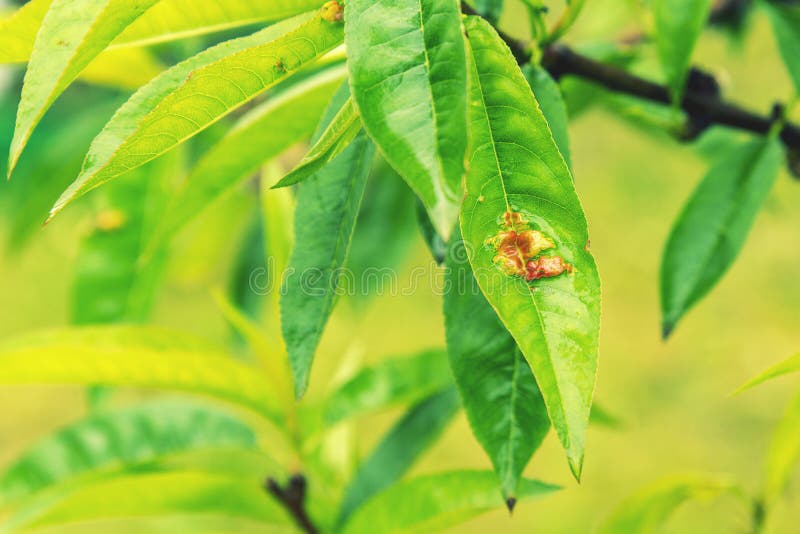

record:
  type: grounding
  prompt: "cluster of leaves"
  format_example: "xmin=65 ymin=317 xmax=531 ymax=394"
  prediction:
xmin=0 ymin=0 xmax=797 ymax=532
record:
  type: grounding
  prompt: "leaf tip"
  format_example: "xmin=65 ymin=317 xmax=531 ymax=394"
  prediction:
xmin=568 ymin=455 xmax=583 ymax=483
xmin=505 ymin=497 xmax=517 ymax=513
xmin=661 ymin=322 xmax=674 ymax=340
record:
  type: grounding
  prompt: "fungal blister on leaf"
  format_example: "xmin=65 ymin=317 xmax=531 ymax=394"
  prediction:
xmin=485 ymin=210 xmax=573 ymax=284
xmin=320 ymin=1 xmax=344 ymax=23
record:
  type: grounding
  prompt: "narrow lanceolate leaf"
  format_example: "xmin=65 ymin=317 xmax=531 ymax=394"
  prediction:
xmin=324 ymin=349 xmax=453 ymax=425
xmin=523 ymin=64 xmax=572 ymax=169
xmin=12 ymin=472 xmax=290 ymax=533
xmin=597 ymin=474 xmax=737 ymax=534
xmin=0 ymin=400 xmax=256 ymax=505
xmin=0 ymin=0 xmax=50 ymax=63
xmin=0 ymin=0 xmax=323 ymax=63
xmin=71 ymin=153 xmax=178 ymax=324
xmin=49 ymin=11 xmax=344 ymax=219
xmin=281 ymin=83 xmax=376 ymax=397
xmin=155 ymin=66 xmax=345 ymax=244
xmin=765 ymin=389 xmax=800 ymax=502
xmin=652 ymin=0 xmax=712 ymax=102
xmin=341 ymin=471 xmax=558 ymax=534
xmin=272 ymin=96 xmax=361 ymax=188
xmin=461 ymin=16 xmax=601 ymax=479
xmin=8 ymin=0 xmax=162 ymax=177
xmin=345 ymin=0 xmax=468 ymax=240
xmin=337 ymin=387 xmax=461 ymax=524
xmin=444 ymin=228 xmax=550 ymax=502
xmin=763 ymin=0 xmax=800 ymax=93
xmin=660 ymin=137 xmax=783 ymax=338
xmin=736 ymin=352 xmax=800 ymax=393
xmin=0 ymin=326 xmax=281 ymax=421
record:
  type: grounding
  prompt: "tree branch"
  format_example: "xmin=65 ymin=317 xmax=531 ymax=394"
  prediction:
xmin=461 ymin=2 xmax=800 ymax=156
xmin=265 ymin=475 xmax=319 ymax=534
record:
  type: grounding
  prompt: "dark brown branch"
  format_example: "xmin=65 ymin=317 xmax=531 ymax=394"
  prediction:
xmin=460 ymin=1 xmax=800 ymax=154
xmin=265 ymin=475 xmax=319 ymax=534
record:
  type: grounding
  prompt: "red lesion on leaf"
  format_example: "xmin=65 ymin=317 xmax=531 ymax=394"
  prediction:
xmin=486 ymin=210 xmax=573 ymax=284
xmin=320 ymin=1 xmax=344 ymax=23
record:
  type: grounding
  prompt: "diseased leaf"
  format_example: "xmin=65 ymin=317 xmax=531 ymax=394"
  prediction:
xmin=11 ymin=472 xmax=290 ymax=532
xmin=71 ymin=152 xmax=178 ymax=325
xmin=523 ymin=64 xmax=572 ymax=169
xmin=763 ymin=0 xmax=800 ymax=93
xmin=0 ymin=0 xmax=323 ymax=62
xmin=341 ymin=470 xmax=558 ymax=534
xmin=736 ymin=352 xmax=800 ymax=393
xmin=281 ymin=83 xmax=376 ymax=397
xmin=272 ymin=96 xmax=361 ymax=188
xmin=8 ymin=0 xmax=162 ymax=176
xmin=49 ymin=12 xmax=344 ymax=219
xmin=597 ymin=474 xmax=738 ymax=534
xmin=444 ymin=228 xmax=550 ymax=501
xmin=324 ymin=349 xmax=453 ymax=426
xmin=0 ymin=326 xmax=281 ymax=422
xmin=660 ymin=137 xmax=783 ymax=338
xmin=0 ymin=399 xmax=257 ymax=505
xmin=345 ymin=0 xmax=468 ymax=239
xmin=652 ymin=0 xmax=713 ymax=102
xmin=461 ymin=16 xmax=600 ymax=479
xmin=155 ymin=66 xmax=345 ymax=244
xmin=337 ymin=387 xmax=460 ymax=524
xmin=765 ymin=389 xmax=800 ymax=502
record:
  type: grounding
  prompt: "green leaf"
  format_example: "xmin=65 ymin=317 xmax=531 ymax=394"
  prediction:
xmin=444 ymin=228 xmax=550 ymax=501
xmin=337 ymin=387 xmax=461 ymax=524
xmin=461 ymin=16 xmax=601 ymax=479
xmin=523 ymin=64 xmax=572 ymax=169
xmin=0 ymin=0 xmax=324 ymax=63
xmin=0 ymin=326 xmax=281 ymax=421
xmin=8 ymin=0 xmax=162 ymax=176
xmin=416 ymin=199 xmax=448 ymax=265
xmin=765 ymin=389 xmax=800 ymax=503
xmin=763 ymin=0 xmax=800 ymax=93
xmin=341 ymin=470 xmax=558 ymax=534
xmin=272 ymin=96 xmax=361 ymax=189
xmin=0 ymin=399 xmax=256 ymax=505
xmin=660 ymin=137 xmax=783 ymax=338
xmin=0 ymin=0 xmax=52 ymax=64
xmin=473 ymin=0 xmax=504 ymax=24
xmin=344 ymin=0 xmax=468 ymax=240
xmin=154 ymin=65 xmax=345 ymax=244
xmin=71 ymin=152 xmax=179 ymax=324
xmin=652 ymin=0 xmax=713 ymax=102
xmin=49 ymin=12 xmax=344 ymax=219
xmin=10 ymin=472 xmax=290 ymax=532
xmin=736 ymin=352 xmax=800 ymax=393
xmin=281 ymin=83 xmax=376 ymax=397
xmin=323 ymin=349 xmax=453 ymax=426
xmin=597 ymin=474 xmax=738 ymax=534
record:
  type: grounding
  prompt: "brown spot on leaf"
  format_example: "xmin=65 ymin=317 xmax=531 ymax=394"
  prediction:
xmin=320 ymin=1 xmax=344 ymax=23
xmin=525 ymin=256 xmax=573 ymax=281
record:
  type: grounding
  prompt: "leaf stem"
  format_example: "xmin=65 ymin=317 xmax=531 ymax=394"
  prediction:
xmin=265 ymin=474 xmax=320 ymax=534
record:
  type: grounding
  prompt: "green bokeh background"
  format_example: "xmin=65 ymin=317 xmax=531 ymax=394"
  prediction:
xmin=1 ymin=0 xmax=799 ymax=532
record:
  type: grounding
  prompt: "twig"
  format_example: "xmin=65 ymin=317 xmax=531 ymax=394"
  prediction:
xmin=265 ymin=475 xmax=319 ymax=534
xmin=460 ymin=1 xmax=800 ymax=154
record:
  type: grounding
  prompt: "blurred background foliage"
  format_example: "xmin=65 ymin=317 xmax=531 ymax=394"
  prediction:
xmin=0 ymin=0 xmax=799 ymax=532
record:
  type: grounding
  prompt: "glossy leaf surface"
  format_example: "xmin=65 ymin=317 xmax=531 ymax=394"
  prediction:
xmin=8 ymin=0 xmax=162 ymax=175
xmin=652 ymin=0 xmax=712 ymax=102
xmin=337 ymin=387 xmax=460 ymax=524
xmin=281 ymin=83 xmax=376 ymax=397
xmin=444 ymin=229 xmax=550 ymax=500
xmin=50 ymin=12 xmax=344 ymax=219
xmin=0 ymin=326 xmax=281 ymax=421
xmin=0 ymin=399 xmax=256 ymax=505
xmin=344 ymin=0 xmax=468 ymax=239
xmin=324 ymin=349 xmax=452 ymax=426
xmin=341 ymin=470 xmax=558 ymax=534
xmin=660 ymin=137 xmax=783 ymax=337
xmin=461 ymin=16 xmax=600 ymax=479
